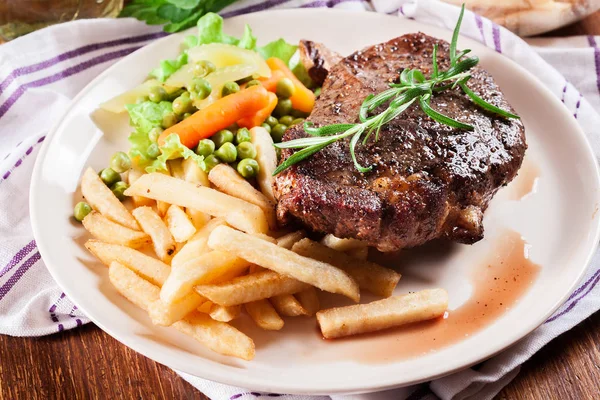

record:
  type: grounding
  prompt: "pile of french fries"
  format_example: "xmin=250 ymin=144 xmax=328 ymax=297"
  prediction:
xmin=79 ymin=127 xmax=448 ymax=360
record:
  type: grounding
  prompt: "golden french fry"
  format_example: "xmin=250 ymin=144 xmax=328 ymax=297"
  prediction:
xmin=186 ymin=208 xmax=211 ymax=230
xmin=270 ymin=294 xmax=308 ymax=317
xmin=316 ymin=289 xmax=448 ymax=339
xmin=195 ymin=270 xmax=310 ymax=306
xmin=209 ymin=304 xmax=242 ymax=322
xmin=346 ymin=246 xmax=369 ymax=261
xmin=148 ymin=293 xmax=206 ymax=326
xmin=156 ymin=200 xmax=171 ymax=217
xmin=85 ymin=240 xmax=170 ymax=286
xmin=124 ymin=173 xmax=268 ymax=234
xmin=128 ymin=169 xmax=155 ymax=208
xmin=208 ymin=226 xmax=359 ymax=302
xmin=245 ymin=299 xmax=284 ymax=331
xmin=81 ymin=167 xmax=139 ymax=230
xmin=295 ymin=287 xmax=320 ymax=316
xmin=208 ymin=164 xmax=277 ymax=229
xmin=168 ymin=159 xmax=184 ymax=179
xmin=171 ymin=218 xmax=225 ymax=269
xmin=321 ymin=234 xmax=366 ymax=252
xmin=249 ymin=127 xmax=277 ymax=203
xmin=182 ymin=157 xmax=209 ymax=186
xmin=165 ymin=205 xmax=196 ymax=243
xmin=108 ymin=262 xmax=254 ymax=360
xmin=82 ymin=211 xmax=150 ymax=248
xmin=197 ymin=300 xmax=214 ymax=314
xmin=275 ymin=230 xmax=306 ymax=250
xmin=131 ymin=206 xmax=176 ymax=263
xmin=292 ymin=239 xmax=400 ymax=298
xmin=160 ymin=251 xmax=249 ymax=304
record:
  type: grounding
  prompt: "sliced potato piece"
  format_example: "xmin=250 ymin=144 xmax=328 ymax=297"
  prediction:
xmin=171 ymin=218 xmax=225 ymax=269
xmin=81 ymin=167 xmax=139 ymax=230
xmin=85 ymin=240 xmax=170 ymax=286
xmin=292 ymin=238 xmax=400 ymax=298
xmin=195 ymin=270 xmax=310 ymax=306
xmin=208 ymin=226 xmax=359 ymax=302
xmin=128 ymin=168 xmax=155 ymax=208
xmin=316 ymin=289 xmax=448 ymax=339
xmin=197 ymin=300 xmax=214 ymax=314
xmin=208 ymin=164 xmax=277 ymax=229
xmin=82 ymin=211 xmax=150 ymax=248
xmin=245 ymin=299 xmax=284 ymax=331
xmin=124 ymin=173 xmax=268 ymax=234
xmin=249 ymin=127 xmax=277 ymax=203
xmin=295 ymin=287 xmax=320 ymax=316
xmin=165 ymin=205 xmax=196 ymax=243
xmin=209 ymin=304 xmax=242 ymax=322
xmin=156 ymin=200 xmax=171 ymax=217
xmin=181 ymin=158 xmax=211 ymax=228
xmin=346 ymin=246 xmax=369 ymax=261
xmin=168 ymin=159 xmax=184 ymax=180
xmin=148 ymin=293 xmax=206 ymax=326
xmin=275 ymin=230 xmax=306 ymax=250
xmin=270 ymin=294 xmax=308 ymax=317
xmin=321 ymin=234 xmax=366 ymax=252
xmin=132 ymin=206 xmax=176 ymax=263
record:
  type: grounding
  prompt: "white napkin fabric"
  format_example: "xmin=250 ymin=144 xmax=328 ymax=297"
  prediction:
xmin=0 ymin=0 xmax=599 ymax=399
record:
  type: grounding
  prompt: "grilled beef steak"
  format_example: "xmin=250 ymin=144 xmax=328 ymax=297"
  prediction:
xmin=298 ymin=40 xmax=343 ymax=86
xmin=274 ymin=33 xmax=526 ymax=252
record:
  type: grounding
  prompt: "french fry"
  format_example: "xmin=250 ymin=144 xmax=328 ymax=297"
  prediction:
xmin=208 ymin=226 xmax=360 ymax=302
xmin=171 ymin=218 xmax=225 ymax=269
xmin=81 ymin=167 xmax=139 ymax=230
xmin=160 ymin=251 xmax=249 ymax=304
xmin=346 ymin=246 xmax=369 ymax=261
xmin=85 ymin=240 xmax=170 ymax=286
xmin=270 ymin=294 xmax=308 ymax=317
xmin=295 ymin=287 xmax=320 ymax=316
xmin=108 ymin=262 xmax=254 ymax=360
xmin=249 ymin=127 xmax=277 ymax=203
xmin=165 ymin=205 xmax=196 ymax=243
xmin=292 ymin=238 xmax=401 ymax=298
xmin=186 ymin=208 xmax=211 ymax=230
xmin=132 ymin=206 xmax=176 ymax=263
xmin=275 ymin=230 xmax=306 ymax=250
xmin=168 ymin=159 xmax=184 ymax=180
xmin=209 ymin=304 xmax=242 ymax=322
xmin=124 ymin=173 xmax=268 ymax=234
xmin=245 ymin=299 xmax=284 ymax=330
xmin=181 ymin=158 xmax=211 ymax=228
xmin=253 ymin=233 xmax=277 ymax=244
xmin=197 ymin=300 xmax=214 ymax=314
xmin=195 ymin=270 xmax=310 ymax=306
xmin=316 ymin=289 xmax=448 ymax=339
xmin=321 ymin=234 xmax=366 ymax=252
xmin=156 ymin=200 xmax=171 ymax=217
xmin=128 ymin=169 xmax=155 ymax=208
xmin=82 ymin=211 xmax=150 ymax=248
xmin=208 ymin=164 xmax=277 ymax=229
xmin=148 ymin=293 xmax=206 ymax=326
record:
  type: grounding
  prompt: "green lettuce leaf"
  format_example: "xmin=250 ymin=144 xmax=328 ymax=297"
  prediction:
xmin=146 ymin=133 xmax=205 ymax=173
xmin=196 ymin=12 xmax=239 ymax=45
xmin=149 ymin=52 xmax=188 ymax=82
xmin=256 ymin=39 xmax=298 ymax=66
xmin=237 ymin=25 xmax=257 ymax=50
xmin=126 ymin=101 xmax=173 ymax=165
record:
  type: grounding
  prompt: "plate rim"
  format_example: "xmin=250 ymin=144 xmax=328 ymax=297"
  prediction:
xmin=29 ymin=8 xmax=600 ymax=395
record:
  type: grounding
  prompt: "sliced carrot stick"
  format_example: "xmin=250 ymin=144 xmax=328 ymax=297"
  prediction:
xmin=238 ymin=92 xmax=278 ymax=128
xmin=158 ymin=85 xmax=270 ymax=149
xmin=258 ymin=70 xmax=285 ymax=92
xmin=266 ymin=57 xmax=315 ymax=113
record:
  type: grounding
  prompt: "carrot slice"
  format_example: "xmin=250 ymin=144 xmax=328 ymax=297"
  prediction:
xmin=258 ymin=70 xmax=285 ymax=92
xmin=158 ymin=85 xmax=270 ymax=149
xmin=238 ymin=92 xmax=278 ymax=128
xmin=266 ymin=57 xmax=315 ymax=113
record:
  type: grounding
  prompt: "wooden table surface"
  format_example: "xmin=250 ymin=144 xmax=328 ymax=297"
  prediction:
xmin=2 ymin=10 xmax=600 ymax=400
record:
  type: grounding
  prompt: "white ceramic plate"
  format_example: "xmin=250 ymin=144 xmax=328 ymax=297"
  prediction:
xmin=30 ymin=9 xmax=600 ymax=395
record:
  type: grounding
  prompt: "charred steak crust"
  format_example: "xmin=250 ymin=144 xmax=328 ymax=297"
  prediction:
xmin=274 ymin=33 xmax=526 ymax=252
xmin=298 ymin=40 xmax=343 ymax=86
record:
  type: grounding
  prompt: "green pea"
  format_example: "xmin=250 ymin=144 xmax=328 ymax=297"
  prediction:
xmin=204 ymin=154 xmax=221 ymax=171
xmin=246 ymin=79 xmax=261 ymax=88
xmin=291 ymin=109 xmax=311 ymax=118
xmin=110 ymin=181 xmax=129 ymax=201
xmin=196 ymin=139 xmax=215 ymax=157
xmin=192 ymin=78 xmax=212 ymax=100
xmin=165 ymin=88 xmax=185 ymax=102
xmin=271 ymin=124 xmax=288 ymax=143
xmin=279 ymin=115 xmax=294 ymax=126
xmin=291 ymin=118 xmax=305 ymax=126
xmin=237 ymin=158 xmax=259 ymax=179
xmin=172 ymin=96 xmax=192 ymax=115
xmin=236 ymin=76 xmax=254 ymax=85
xmin=148 ymin=127 xmax=163 ymax=142
xmin=110 ymin=151 xmax=131 ymax=173
xmin=194 ymin=60 xmax=216 ymax=76
xmin=212 ymin=129 xmax=234 ymax=148
xmin=73 ymin=202 xmax=92 ymax=222
xmin=276 ymin=77 xmax=296 ymax=99
xmin=162 ymin=113 xmax=178 ymax=129
xmin=183 ymin=112 xmax=192 ymax=119
xmin=147 ymin=143 xmax=160 ymax=159
xmin=274 ymin=98 xmax=292 ymax=117
xmin=99 ymin=168 xmax=121 ymax=186
xmin=265 ymin=116 xmax=278 ymax=128
xmin=235 ymin=128 xmax=251 ymax=144
xmin=236 ymin=142 xmax=257 ymax=160
xmin=260 ymin=123 xmax=271 ymax=133
xmin=221 ymin=81 xmax=240 ymax=97
xmin=227 ymin=123 xmax=239 ymax=132
xmin=215 ymin=142 xmax=237 ymax=163
xmin=149 ymin=86 xmax=167 ymax=103
xmin=136 ymin=95 xmax=148 ymax=104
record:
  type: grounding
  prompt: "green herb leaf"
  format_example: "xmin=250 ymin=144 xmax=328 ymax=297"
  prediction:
xmin=450 ymin=4 xmax=466 ymax=66
xmin=157 ymin=3 xmax=194 ymax=22
xmin=460 ymin=83 xmax=520 ymax=119
xmin=166 ymin=0 xmax=201 ymax=9
xmin=349 ymin=127 xmax=371 ymax=173
xmin=272 ymin=140 xmax=336 ymax=176
xmin=432 ymin=44 xmax=439 ymax=78
xmin=419 ymin=95 xmax=473 ymax=130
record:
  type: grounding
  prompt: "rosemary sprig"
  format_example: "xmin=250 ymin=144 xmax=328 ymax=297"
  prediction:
xmin=273 ymin=4 xmax=519 ymax=176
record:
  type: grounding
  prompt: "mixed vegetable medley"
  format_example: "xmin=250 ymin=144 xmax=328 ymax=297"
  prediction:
xmin=74 ymin=12 xmax=316 ymax=222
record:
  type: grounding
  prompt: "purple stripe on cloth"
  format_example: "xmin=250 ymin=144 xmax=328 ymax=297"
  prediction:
xmin=0 ymin=136 xmax=46 ymax=185
xmin=0 ymin=46 xmax=141 ymax=120
xmin=474 ymin=14 xmax=486 ymax=46
xmin=0 ymin=31 xmax=166 ymax=95
xmin=76 ymin=319 xmax=83 ymax=327
xmin=574 ymin=93 xmax=582 ymax=119
xmin=492 ymin=23 xmax=502 ymax=53
xmin=561 ymin=82 xmax=567 ymax=103
xmin=300 ymin=0 xmax=364 ymax=7
xmin=546 ymin=270 xmax=600 ymax=323
xmin=48 ymin=292 xmax=66 ymax=313
xmin=222 ymin=0 xmax=294 ymax=17
xmin=566 ymin=267 xmax=600 ymax=303
xmin=58 ymin=324 xmax=64 ymax=332
xmin=0 ymin=240 xmax=36 ymax=279
xmin=0 ymin=252 xmax=41 ymax=301
xmin=588 ymin=36 xmax=600 ymax=96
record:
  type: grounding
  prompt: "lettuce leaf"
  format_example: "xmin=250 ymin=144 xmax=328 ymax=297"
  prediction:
xmin=146 ymin=133 xmax=205 ymax=173
xmin=126 ymin=101 xmax=173 ymax=165
xmin=256 ymin=39 xmax=298 ymax=66
xmin=149 ymin=52 xmax=188 ymax=82
xmin=196 ymin=12 xmax=239 ymax=46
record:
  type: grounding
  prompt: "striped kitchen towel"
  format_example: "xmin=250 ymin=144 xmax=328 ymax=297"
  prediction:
xmin=1 ymin=1 xmax=599 ymax=399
